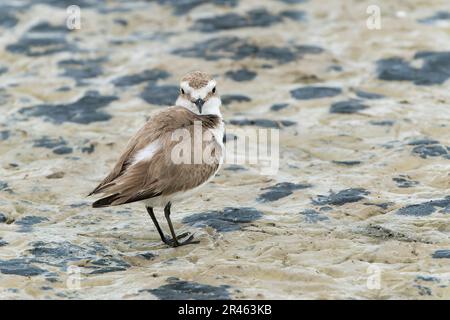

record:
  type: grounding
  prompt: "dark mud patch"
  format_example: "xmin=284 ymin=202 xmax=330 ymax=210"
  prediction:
xmin=412 ymin=145 xmax=448 ymax=159
xmin=225 ymin=68 xmax=257 ymax=82
xmin=280 ymin=10 xmax=306 ymax=21
xmin=0 ymin=130 xmax=10 ymax=140
xmin=332 ymin=160 xmax=362 ymax=166
xmin=58 ymin=58 xmax=106 ymax=85
xmin=113 ymin=69 xmax=170 ymax=87
xmin=53 ymin=146 xmax=73 ymax=155
xmin=363 ymin=202 xmax=393 ymax=210
xmin=229 ymin=118 xmax=296 ymax=128
xmin=15 ymin=216 xmax=49 ymax=232
xmin=114 ymin=18 xmax=128 ymax=26
xmin=355 ymin=90 xmax=384 ymax=100
xmin=407 ymin=138 xmax=449 ymax=159
xmin=141 ymin=84 xmax=179 ymax=106
xmin=173 ymin=36 xmax=323 ymax=64
xmin=193 ymin=9 xmax=282 ymax=32
xmin=393 ymin=175 xmax=419 ymax=188
xmin=416 ymin=275 xmax=440 ymax=282
xmin=33 ymin=136 xmax=67 ymax=149
xmin=28 ymin=241 xmax=97 ymax=267
xmin=81 ymin=142 xmax=95 ymax=154
xmin=330 ymin=100 xmax=368 ymax=114
xmin=89 ymin=265 xmax=129 ymax=275
xmin=46 ymin=172 xmax=65 ymax=179
xmin=156 ymin=0 xmax=237 ymax=16
xmin=418 ymin=11 xmax=450 ymax=24
xmin=377 ymin=51 xmax=450 ymax=85
xmin=397 ymin=204 xmax=435 ymax=216
xmin=258 ymin=182 xmax=312 ymax=202
xmin=396 ymin=196 xmax=450 ymax=216
xmin=358 ymin=224 xmax=422 ymax=243
xmin=145 ymin=278 xmax=231 ymax=300
xmin=408 ymin=138 xmax=439 ymax=146
xmin=33 ymin=136 xmax=73 ymax=155
xmin=221 ymin=94 xmax=251 ymax=105
xmin=270 ymin=103 xmax=289 ymax=111
xmin=56 ymin=86 xmax=71 ymax=92
xmin=19 ymin=91 xmax=117 ymax=124
xmin=183 ymin=207 xmax=263 ymax=232
xmin=432 ymin=250 xmax=450 ymax=259
xmin=369 ymin=120 xmax=395 ymax=126
xmin=224 ymin=164 xmax=247 ymax=171
xmin=6 ymin=22 xmax=75 ymax=56
xmin=0 ymin=9 xmax=18 ymax=28
xmin=290 ymin=86 xmax=341 ymax=100
xmin=28 ymin=241 xmax=130 ymax=273
xmin=414 ymin=284 xmax=432 ymax=296
xmin=0 ymin=259 xmax=47 ymax=277
xmin=300 ymin=209 xmax=329 ymax=223
xmin=0 ymin=181 xmax=12 ymax=193
xmin=328 ymin=65 xmax=343 ymax=72
xmin=312 ymin=188 xmax=370 ymax=206
xmin=30 ymin=0 xmax=102 ymax=8
xmin=137 ymin=252 xmax=156 ymax=260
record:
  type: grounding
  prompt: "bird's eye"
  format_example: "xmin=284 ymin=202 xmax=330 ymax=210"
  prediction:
xmin=212 ymin=87 xmax=216 ymax=94
xmin=180 ymin=88 xmax=185 ymax=94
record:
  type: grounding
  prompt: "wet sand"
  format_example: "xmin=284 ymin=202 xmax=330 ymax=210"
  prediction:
xmin=0 ymin=0 xmax=449 ymax=299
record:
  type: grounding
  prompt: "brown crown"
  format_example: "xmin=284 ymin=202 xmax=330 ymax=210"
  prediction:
xmin=181 ymin=71 xmax=212 ymax=89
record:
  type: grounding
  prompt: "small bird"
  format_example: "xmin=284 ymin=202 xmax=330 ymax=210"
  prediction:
xmin=89 ymin=71 xmax=224 ymax=247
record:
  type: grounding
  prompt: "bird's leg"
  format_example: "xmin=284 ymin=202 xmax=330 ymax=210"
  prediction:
xmin=146 ymin=206 xmax=169 ymax=244
xmin=164 ymin=202 xmax=198 ymax=247
xmin=147 ymin=207 xmax=190 ymax=246
xmin=147 ymin=206 xmax=192 ymax=246
xmin=164 ymin=202 xmax=180 ymax=247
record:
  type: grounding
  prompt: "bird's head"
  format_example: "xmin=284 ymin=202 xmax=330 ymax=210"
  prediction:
xmin=176 ymin=71 xmax=221 ymax=116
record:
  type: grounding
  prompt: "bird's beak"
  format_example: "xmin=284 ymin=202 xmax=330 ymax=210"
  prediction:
xmin=194 ymin=99 xmax=205 ymax=114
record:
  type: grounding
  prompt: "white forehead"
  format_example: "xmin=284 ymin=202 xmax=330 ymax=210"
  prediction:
xmin=180 ymin=79 xmax=216 ymax=99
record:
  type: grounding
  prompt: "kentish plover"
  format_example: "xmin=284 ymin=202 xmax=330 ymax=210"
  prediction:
xmin=89 ymin=71 xmax=224 ymax=247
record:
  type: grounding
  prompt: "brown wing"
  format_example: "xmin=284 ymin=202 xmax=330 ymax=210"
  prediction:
xmin=88 ymin=138 xmax=138 ymax=196
xmin=90 ymin=107 xmax=222 ymax=207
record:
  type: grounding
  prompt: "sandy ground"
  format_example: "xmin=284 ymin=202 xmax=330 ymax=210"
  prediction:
xmin=0 ymin=0 xmax=449 ymax=299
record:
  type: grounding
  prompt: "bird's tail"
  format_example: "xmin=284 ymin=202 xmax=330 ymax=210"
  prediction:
xmin=92 ymin=193 xmax=121 ymax=208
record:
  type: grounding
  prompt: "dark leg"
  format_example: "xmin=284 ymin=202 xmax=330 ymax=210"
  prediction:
xmin=147 ymin=206 xmax=192 ymax=247
xmin=146 ymin=207 xmax=168 ymax=244
xmin=164 ymin=202 xmax=198 ymax=247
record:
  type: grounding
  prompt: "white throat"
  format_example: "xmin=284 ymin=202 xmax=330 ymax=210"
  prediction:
xmin=176 ymin=96 xmax=222 ymax=118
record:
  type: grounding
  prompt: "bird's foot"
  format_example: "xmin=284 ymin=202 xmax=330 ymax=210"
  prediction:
xmin=162 ymin=232 xmax=199 ymax=247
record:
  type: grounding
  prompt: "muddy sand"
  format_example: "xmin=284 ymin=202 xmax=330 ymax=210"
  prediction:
xmin=0 ymin=0 xmax=449 ymax=299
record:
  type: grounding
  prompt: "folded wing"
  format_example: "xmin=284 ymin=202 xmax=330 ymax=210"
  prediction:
xmin=90 ymin=107 xmax=222 ymax=207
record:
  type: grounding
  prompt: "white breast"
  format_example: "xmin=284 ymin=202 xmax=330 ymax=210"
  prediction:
xmin=210 ymin=120 xmax=225 ymax=165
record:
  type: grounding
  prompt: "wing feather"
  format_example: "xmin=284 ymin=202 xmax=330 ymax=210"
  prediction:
xmin=90 ymin=107 xmax=222 ymax=207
